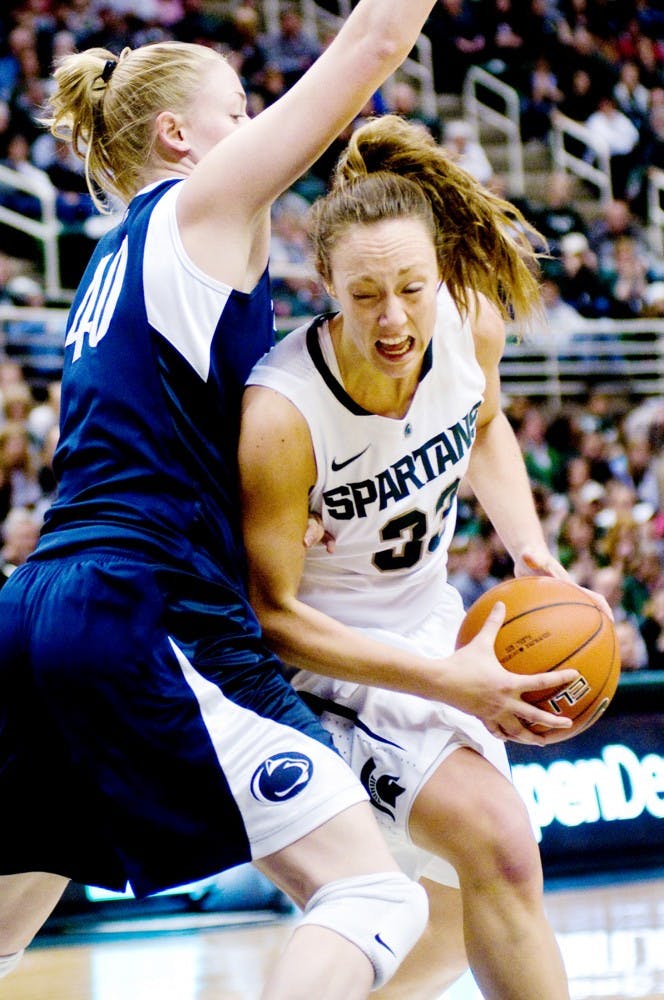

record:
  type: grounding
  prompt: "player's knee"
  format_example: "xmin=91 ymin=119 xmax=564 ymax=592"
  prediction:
xmin=298 ymin=871 xmax=428 ymax=989
xmin=0 ymin=950 xmax=24 ymax=979
xmin=457 ymin=796 xmax=541 ymax=890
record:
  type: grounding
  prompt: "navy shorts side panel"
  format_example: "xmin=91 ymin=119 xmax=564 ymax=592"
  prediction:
xmin=0 ymin=554 xmax=342 ymax=896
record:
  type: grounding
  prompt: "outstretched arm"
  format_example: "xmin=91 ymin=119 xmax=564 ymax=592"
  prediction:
xmin=178 ymin=0 xmax=440 ymax=287
xmin=239 ymin=384 xmax=578 ymax=744
xmin=465 ymin=298 xmax=613 ymax=620
xmin=466 ymin=298 xmax=572 ymax=578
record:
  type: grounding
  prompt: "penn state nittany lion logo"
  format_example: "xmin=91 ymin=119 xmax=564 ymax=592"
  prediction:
xmin=360 ymin=757 xmax=405 ymax=820
xmin=250 ymin=752 xmax=313 ymax=803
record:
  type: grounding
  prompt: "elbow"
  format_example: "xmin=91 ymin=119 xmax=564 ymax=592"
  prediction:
xmin=372 ymin=35 xmax=402 ymax=66
xmin=250 ymin=589 xmax=292 ymax=656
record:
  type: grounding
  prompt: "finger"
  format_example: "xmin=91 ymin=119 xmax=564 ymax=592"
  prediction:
xmin=520 ymin=552 xmax=568 ymax=580
xmin=503 ymin=724 xmax=550 ymax=747
xmin=582 ymin=586 xmax=613 ymax=620
xmin=490 ymin=719 xmax=548 ymax=745
xmin=477 ymin=600 xmax=506 ymax=637
xmin=523 ymin=707 xmax=574 ymax=731
xmin=304 ymin=517 xmax=324 ymax=548
xmin=487 ymin=722 xmax=509 ymax=741
xmin=515 ymin=667 xmax=579 ymax=696
xmin=520 ymin=553 xmax=544 ymax=574
xmin=323 ymin=532 xmax=336 ymax=554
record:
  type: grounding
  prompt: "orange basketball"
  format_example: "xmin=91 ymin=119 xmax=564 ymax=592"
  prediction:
xmin=455 ymin=576 xmax=621 ymax=742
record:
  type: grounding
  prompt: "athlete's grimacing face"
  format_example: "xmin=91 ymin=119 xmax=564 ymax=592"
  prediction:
xmin=327 ymin=218 xmax=441 ymax=381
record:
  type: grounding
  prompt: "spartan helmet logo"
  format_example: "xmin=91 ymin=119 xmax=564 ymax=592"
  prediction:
xmin=250 ymin=752 xmax=314 ymax=803
xmin=360 ymin=757 xmax=405 ymax=820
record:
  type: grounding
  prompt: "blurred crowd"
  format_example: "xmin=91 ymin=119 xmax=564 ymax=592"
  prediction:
xmin=3 ymin=0 xmax=664 ymax=675
xmin=449 ymin=389 xmax=664 ymax=673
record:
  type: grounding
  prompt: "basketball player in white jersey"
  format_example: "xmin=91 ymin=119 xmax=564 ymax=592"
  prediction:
xmin=0 ymin=7 xmax=456 ymax=996
xmin=240 ymin=116 xmax=607 ymax=998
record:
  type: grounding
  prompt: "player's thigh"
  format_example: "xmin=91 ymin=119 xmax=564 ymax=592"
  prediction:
xmin=0 ymin=872 xmax=69 ymax=952
xmin=409 ymin=746 xmax=537 ymax=873
xmin=255 ymin=801 xmax=401 ymax=910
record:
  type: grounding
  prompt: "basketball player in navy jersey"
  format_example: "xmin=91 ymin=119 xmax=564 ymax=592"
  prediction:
xmin=240 ymin=116 xmax=609 ymax=998
xmin=0 ymin=10 xmax=462 ymax=995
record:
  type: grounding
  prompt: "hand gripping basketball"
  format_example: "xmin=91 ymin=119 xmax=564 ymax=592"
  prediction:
xmin=456 ymin=576 xmax=621 ymax=743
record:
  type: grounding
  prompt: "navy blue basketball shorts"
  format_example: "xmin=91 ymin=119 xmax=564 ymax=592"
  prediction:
xmin=0 ymin=553 xmax=367 ymax=897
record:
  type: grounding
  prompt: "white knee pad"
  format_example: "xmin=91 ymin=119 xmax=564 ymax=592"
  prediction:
xmin=299 ymin=872 xmax=428 ymax=989
xmin=0 ymin=950 xmax=24 ymax=979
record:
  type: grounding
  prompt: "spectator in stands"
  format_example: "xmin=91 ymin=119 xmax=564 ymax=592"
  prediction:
xmin=622 ymin=541 xmax=664 ymax=622
xmin=423 ymin=0 xmax=487 ymax=95
xmin=584 ymin=93 xmax=642 ymax=203
xmin=0 ymin=419 xmax=40 ymax=509
xmin=576 ymin=424 xmax=615 ymax=484
xmin=37 ymin=138 xmax=97 ymax=224
xmin=642 ymin=279 xmax=664 ymax=317
xmin=641 ymin=89 xmax=664 ymax=172
xmin=556 ymin=509 xmax=600 ymax=583
xmin=27 ymin=378 xmax=60 ymax=448
xmin=270 ymin=194 xmax=330 ymax=323
xmin=639 ymin=588 xmax=664 ymax=668
xmin=519 ymin=54 xmax=563 ymax=143
xmin=0 ymin=504 xmax=40 ymax=589
xmin=521 ymin=0 xmax=564 ymax=65
xmin=261 ymin=4 xmax=321 ymax=90
xmin=484 ymin=0 xmax=527 ymax=86
xmin=0 ymin=359 xmax=26 ymax=402
xmin=527 ymin=170 xmax=588 ymax=257
xmin=589 ymin=564 xmax=646 ymax=634
xmin=557 ymin=231 xmax=613 ymax=318
xmin=562 ymin=471 xmax=603 ymax=528
xmin=171 ymin=0 xmax=224 ymax=46
xmin=616 ymin=16 xmax=664 ymax=90
xmin=516 ymin=404 xmax=566 ymax=491
xmin=33 ymin=419 xmax=58 ymax=517
xmin=447 ymin=535 xmax=501 ymax=611
xmin=556 ymin=67 xmax=601 ymax=123
xmin=223 ymin=4 xmax=267 ymax=93
xmin=386 ymin=79 xmax=441 ymax=141
xmin=536 ymin=270 xmax=588 ymax=345
xmin=443 ymin=118 xmax=493 ymax=187
xmin=602 ymin=234 xmax=656 ymax=318
xmin=4 ymin=274 xmax=65 ymax=387
xmin=613 ymin=59 xmax=651 ymax=131
xmin=587 ymin=198 xmax=657 ymax=274
xmin=615 ymin=618 xmax=650 ymax=670
xmin=0 ymin=130 xmax=51 ymax=219
xmin=1 ymin=380 xmax=32 ymax=427
xmin=75 ymin=5 xmax=134 ymax=53
xmin=556 ymin=24 xmax=617 ymax=98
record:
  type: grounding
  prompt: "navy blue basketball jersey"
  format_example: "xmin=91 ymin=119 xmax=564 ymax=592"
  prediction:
xmin=39 ymin=179 xmax=275 ymax=587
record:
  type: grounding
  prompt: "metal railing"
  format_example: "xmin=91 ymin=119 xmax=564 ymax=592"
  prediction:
xmin=648 ymin=167 xmax=664 ymax=256
xmin=0 ymin=164 xmax=121 ymax=305
xmin=0 ymin=164 xmax=64 ymax=303
xmin=503 ymin=318 xmax=664 ymax=403
xmin=263 ymin=0 xmax=438 ymax=120
xmin=549 ymin=111 xmax=613 ymax=204
xmin=3 ymin=299 xmax=664 ymax=404
xmin=462 ymin=65 xmax=525 ymax=197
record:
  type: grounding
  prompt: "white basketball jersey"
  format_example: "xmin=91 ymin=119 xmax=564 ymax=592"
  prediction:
xmin=248 ymin=285 xmax=485 ymax=632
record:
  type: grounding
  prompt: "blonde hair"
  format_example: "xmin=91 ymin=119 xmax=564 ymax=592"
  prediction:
xmin=42 ymin=42 xmax=223 ymax=210
xmin=310 ymin=115 xmax=545 ymax=328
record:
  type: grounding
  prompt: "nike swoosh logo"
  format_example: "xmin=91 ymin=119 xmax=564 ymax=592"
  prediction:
xmin=331 ymin=445 xmax=370 ymax=471
xmin=374 ymin=932 xmax=395 ymax=955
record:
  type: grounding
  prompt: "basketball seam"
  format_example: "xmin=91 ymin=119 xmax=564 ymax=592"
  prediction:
xmin=505 ymin=608 xmax=604 ymax=673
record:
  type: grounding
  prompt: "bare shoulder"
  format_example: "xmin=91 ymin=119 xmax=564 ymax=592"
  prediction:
xmin=470 ymin=293 xmax=507 ymax=368
xmin=240 ymin=385 xmax=313 ymax=470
